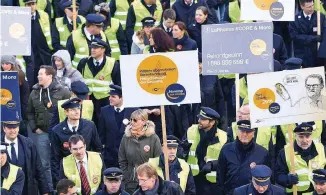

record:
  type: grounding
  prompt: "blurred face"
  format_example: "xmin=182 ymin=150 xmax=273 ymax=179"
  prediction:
xmin=64 ymin=8 xmax=73 ymax=19
xmin=104 ymin=178 xmax=121 ymax=194
xmin=315 ymin=181 xmax=326 ymax=194
xmin=301 ymin=1 xmax=314 ymax=15
xmin=164 ymin=18 xmax=175 ymax=29
xmin=91 ymin=47 xmax=105 ymax=58
xmin=199 ymin=62 xmax=202 ymax=74
xmin=87 ymin=25 xmax=103 ymax=35
xmin=70 ymin=140 xmax=86 ymax=161
xmin=149 ymin=34 xmax=155 ymax=46
xmin=138 ymin=174 xmax=156 ymax=191
xmin=172 ymin=25 xmax=184 ymax=39
xmin=198 ymin=119 xmax=214 ymax=130
xmin=185 ymin=0 xmax=192 ymax=4
xmin=237 ymin=130 xmax=254 ymax=144
xmin=0 ymin=152 xmax=7 ymax=167
xmin=252 ymin=179 xmax=269 ymax=194
xmin=38 ymin=68 xmax=52 ymax=86
xmin=296 ymin=133 xmax=312 ymax=149
xmin=144 ymin=0 xmax=156 ymax=5
xmin=306 ymin=78 xmax=323 ymax=99
xmin=143 ymin=26 xmax=154 ymax=36
xmin=54 ymin=56 xmax=64 ymax=70
xmin=26 ymin=2 xmax=37 ymax=13
xmin=237 ymin=105 xmax=250 ymax=121
xmin=130 ymin=117 xmax=146 ymax=131
xmin=59 ymin=187 xmax=78 ymax=195
xmin=64 ymin=107 xmax=81 ymax=120
xmin=109 ymin=95 xmax=122 ymax=107
xmin=195 ymin=10 xmax=207 ymax=24
xmin=3 ymin=126 xmax=19 ymax=141
xmin=167 ymin=147 xmax=177 ymax=161
xmin=1 ymin=63 xmax=13 ymax=71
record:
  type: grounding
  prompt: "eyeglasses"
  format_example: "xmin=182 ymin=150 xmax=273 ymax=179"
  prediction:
xmin=306 ymin=84 xmax=320 ymax=88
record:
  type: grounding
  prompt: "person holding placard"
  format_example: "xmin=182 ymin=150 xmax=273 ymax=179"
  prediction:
xmin=275 ymin=123 xmax=326 ymax=195
xmin=217 ymin=120 xmax=269 ymax=195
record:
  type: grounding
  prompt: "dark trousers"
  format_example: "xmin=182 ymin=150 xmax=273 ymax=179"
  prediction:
xmin=220 ymin=78 xmax=236 ymax=126
xmin=194 ymin=175 xmax=218 ymax=195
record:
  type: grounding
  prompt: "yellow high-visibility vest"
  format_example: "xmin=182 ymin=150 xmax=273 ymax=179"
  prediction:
xmin=2 ymin=164 xmax=20 ymax=191
xmin=133 ymin=0 xmax=162 ymax=32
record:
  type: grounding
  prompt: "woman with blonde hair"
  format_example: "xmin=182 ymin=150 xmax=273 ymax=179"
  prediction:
xmin=118 ymin=109 xmax=161 ymax=194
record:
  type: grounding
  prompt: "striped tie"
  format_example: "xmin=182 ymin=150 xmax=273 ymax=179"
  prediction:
xmin=79 ymin=161 xmax=91 ymax=195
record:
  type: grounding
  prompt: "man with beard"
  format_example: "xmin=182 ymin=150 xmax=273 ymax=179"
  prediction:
xmin=275 ymin=123 xmax=326 ymax=194
xmin=312 ymin=169 xmax=326 ymax=195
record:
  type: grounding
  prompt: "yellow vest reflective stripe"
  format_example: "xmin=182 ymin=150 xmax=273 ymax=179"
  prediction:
xmin=55 ymin=16 xmax=86 ymax=48
xmin=281 ymin=121 xmax=323 ymax=144
xmin=104 ymin=18 xmax=121 ymax=60
xmin=2 ymin=164 xmax=20 ymax=191
xmin=115 ymin=0 xmax=130 ymax=29
xmin=229 ymin=1 xmax=252 ymax=23
xmin=19 ymin=0 xmax=46 ymax=10
xmin=231 ymin=122 xmax=275 ymax=150
xmin=187 ymin=124 xmax=226 ymax=183
xmin=83 ymin=57 xmax=115 ymax=99
xmin=148 ymin=157 xmax=189 ymax=192
xmin=38 ymin=10 xmax=53 ymax=50
xmin=57 ymin=99 xmax=94 ymax=122
xmin=218 ymin=74 xmax=235 ymax=79
xmin=133 ymin=0 xmax=163 ymax=32
xmin=143 ymin=45 xmax=150 ymax=54
xmin=62 ymin=152 xmax=103 ymax=194
xmin=239 ymin=77 xmax=247 ymax=99
xmin=315 ymin=2 xmax=326 ymax=15
xmin=72 ymin=29 xmax=107 ymax=69
xmin=285 ymin=143 xmax=326 ymax=193
xmin=16 ymin=56 xmax=26 ymax=74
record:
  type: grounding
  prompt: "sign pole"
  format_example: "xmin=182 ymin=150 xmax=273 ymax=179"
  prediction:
xmin=287 ymin=124 xmax=297 ymax=195
xmin=72 ymin=0 xmax=77 ymax=31
xmin=236 ymin=74 xmax=240 ymax=117
xmin=160 ymin=105 xmax=170 ymax=180
xmin=317 ymin=0 xmax=321 ymax=49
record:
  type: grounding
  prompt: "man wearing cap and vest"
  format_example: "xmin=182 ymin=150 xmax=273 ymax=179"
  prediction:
xmin=275 ymin=123 xmax=326 ymax=195
xmin=182 ymin=107 xmax=226 ymax=195
xmin=217 ymin=120 xmax=269 ymax=195
xmin=77 ymin=38 xmax=121 ymax=127
xmin=51 ymin=98 xmax=102 ymax=185
xmin=234 ymin=165 xmax=285 ymax=194
xmin=95 ymin=2 xmax=128 ymax=60
xmin=109 ymin=0 xmax=134 ymax=30
xmin=60 ymin=134 xmax=105 ymax=195
xmin=19 ymin=0 xmax=52 ymax=19
xmin=94 ymin=167 xmax=129 ymax=195
xmin=312 ymin=169 xmax=326 ymax=195
xmin=52 ymin=0 xmax=86 ymax=49
xmin=0 ymin=142 xmax=25 ymax=195
xmin=67 ymin=14 xmax=112 ymax=69
xmin=125 ymin=0 xmax=163 ymax=50
xmin=148 ymin=135 xmax=196 ymax=195
xmin=2 ymin=121 xmax=53 ymax=195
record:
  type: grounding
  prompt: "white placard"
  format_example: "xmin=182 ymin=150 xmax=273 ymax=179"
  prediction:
xmin=248 ymin=67 xmax=326 ymax=128
xmin=120 ymin=51 xmax=201 ymax=107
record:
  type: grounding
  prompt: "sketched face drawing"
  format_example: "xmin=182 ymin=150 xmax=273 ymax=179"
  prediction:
xmin=305 ymin=75 xmax=324 ymax=99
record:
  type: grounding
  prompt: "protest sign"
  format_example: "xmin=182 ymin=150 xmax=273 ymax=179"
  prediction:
xmin=241 ymin=0 xmax=295 ymax=21
xmin=120 ymin=50 xmax=201 ymax=108
xmin=247 ymin=67 xmax=326 ymax=128
xmin=202 ymin=22 xmax=273 ymax=75
xmin=1 ymin=72 xmax=22 ymax=121
xmin=0 ymin=6 xmax=31 ymax=55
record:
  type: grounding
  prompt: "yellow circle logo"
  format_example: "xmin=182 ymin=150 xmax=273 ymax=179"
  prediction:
xmin=9 ymin=23 xmax=25 ymax=39
xmin=0 ymin=89 xmax=13 ymax=105
xmin=250 ymin=39 xmax=267 ymax=56
xmin=253 ymin=88 xmax=275 ymax=109
xmin=253 ymin=0 xmax=277 ymax=10
xmin=137 ymin=55 xmax=178 ymax=95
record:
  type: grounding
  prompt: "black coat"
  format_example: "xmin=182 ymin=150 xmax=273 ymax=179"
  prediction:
xmin=133 ymin=177 xmax=184 ymax=195
xmin=273 ymin=33 xmax=288 ymax=64
xmin=94 ymin=186 xmax=130 ymax=195
xmin=188 ymin=19 xmax=215 ymax=53
xmin=166 ymin=104 xmax=193 ymax=139
xmin=289 ymin=11 xmax=326 ymax=68
xmin=1 ymin=135 xmax=53 ymax=195
xmin=1 ymin=162 xmax=25 ymax=195
xmin=50 ymin=118 xmax=102 ymax=184
xmin=174 ymin=35 xmax=197 ymax=51
xmin=20 ymin=79 xmax=30 ymax=121
xmin=172 ymin=0 xmax=216 ymax=27
xmin=98 ymin=105 xmax=137 ymax=167
xmin=234 ymin=183 xmax=286 ymax=195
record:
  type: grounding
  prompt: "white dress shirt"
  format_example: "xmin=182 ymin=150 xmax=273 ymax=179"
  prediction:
xmin=303 ymin=12 xmax=312 ymax=20
xmin=75 ymin=154 xmax=89 ymax=181
xmin=67 ymin=121 xmax=79 ymax=132
xmin=93 ymin=57 xmax=104 ymax=66
xmin=114 ymin=105 xmax=124 ymax=112
xmin=5 ymin=137 xmax=18 ymax=160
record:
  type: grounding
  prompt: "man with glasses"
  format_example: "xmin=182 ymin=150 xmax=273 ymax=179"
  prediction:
xmin=94 ymin=167 xmax=130 ymax=195
xmin=56 ymin=179 xmax=78 ymax=195
xmin=59 ymin=134 xmax=105 ymax=195
xmin=299 ymin=74 xmax=325 ymax=109
xmin=51 ymin=98 xmax=102 ymax=185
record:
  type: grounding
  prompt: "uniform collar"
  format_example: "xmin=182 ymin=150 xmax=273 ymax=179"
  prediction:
xmin=4 ymin=136 xmax=18 ymax=146
xmin=114 ymin=105 xmax=124 ymax=112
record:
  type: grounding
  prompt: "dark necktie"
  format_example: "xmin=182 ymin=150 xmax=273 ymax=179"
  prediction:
xmin=91 ymin=35 xmax=95 ymax=40
xmin=31 ymin=15 xmax=35 ymax=20
xmin=72 ymin=126 xmax=77 ymax=134
xmin=116 ymin=108 xmax=120 ymax=113
xmin=306 ymin=16 xmax=310 ymax=21
xmin=95 ymin=61 xmax=100 ymax=66
xmin=79 ymin=161 xmax=91 ymax=195
xmin=10 ymin=143 xmax=17 ymax=164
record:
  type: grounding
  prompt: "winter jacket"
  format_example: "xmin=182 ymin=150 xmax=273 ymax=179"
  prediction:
xmin=173 ymin=35 xmax=197 ymax=51
xmin=133 ymin=176 xmax=184 ymax=195
xmin=188 ymin=19 xmax=215 ymax=53
xmin=51 ymin=50 xmax=84 ymax=90
xmin=118 ymin=121 xmax=162 ymax=184
xmin=27 ymin=79 xmax=71 ymax=133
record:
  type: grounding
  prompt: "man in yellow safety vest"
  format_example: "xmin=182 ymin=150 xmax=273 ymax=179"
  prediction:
xmin=109 ymin=0 xmax=134 ymax=30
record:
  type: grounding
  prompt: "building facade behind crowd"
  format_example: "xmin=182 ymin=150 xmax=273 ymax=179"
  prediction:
xmin=1 ymin=0 xmax=326 ymax=194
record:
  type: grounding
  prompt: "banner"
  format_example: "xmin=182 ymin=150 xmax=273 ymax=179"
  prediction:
xmin=247 ymin=67 xmax=326 ymax=128
xmin=0 ymin=6 xmax=31 ymax=55
xmin=241 ymin=0 xmax=295 ymax=21
xmin=202 ymin=22 xmax=273 ymax=75
xmin=120 ymin=51 xmax=201 ymax=107
xmin=1 ymin=72 xmax=22 ymax=121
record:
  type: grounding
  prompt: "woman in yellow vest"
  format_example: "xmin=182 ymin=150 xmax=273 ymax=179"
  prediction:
xmin=0 ymin=142 xmax=25 ymax=195
xmin=95 ymin=2 xmax=128 ymax=60
xmin=275 ymin=123 xmax=326 ymax=194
